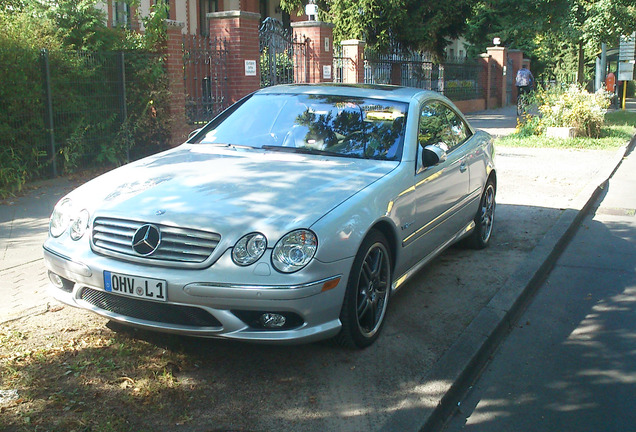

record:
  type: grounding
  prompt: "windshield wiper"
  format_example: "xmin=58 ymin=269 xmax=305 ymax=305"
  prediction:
xmin=262 ymin=145 xmax=344 ymax=157
xmin=200 ymin=143 xmax=257 ymax=150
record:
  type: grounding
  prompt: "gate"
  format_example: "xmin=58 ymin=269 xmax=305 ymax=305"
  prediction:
xmin=259 ymin=17 xmax=308 ymax=87
xmin=183 ymin=35 xmax=229 ymax=124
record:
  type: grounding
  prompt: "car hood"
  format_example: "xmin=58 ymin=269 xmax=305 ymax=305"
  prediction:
xmin=68 ymin=144 xmax=398 ymax=243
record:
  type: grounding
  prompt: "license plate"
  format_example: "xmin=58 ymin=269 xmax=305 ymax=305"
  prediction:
xmin=103 ymin=271 xmax=167 ymax=302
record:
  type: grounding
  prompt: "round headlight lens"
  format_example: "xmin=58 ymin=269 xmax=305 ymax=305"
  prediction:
xmin=272 ymin=230 xmax=317 ymax=273
xmin=70 ymin=209 xmax=90 ymax=241
xmin=232 ymin=233 xmax=267 ymax=266
xmin=49 ymin=199 xmax=73 ymax=238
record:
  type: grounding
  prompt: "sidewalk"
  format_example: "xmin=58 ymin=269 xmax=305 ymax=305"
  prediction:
xmin=443 ymin=128 xmax=636 ymax=432
xmin=465 ymin=105 xmax=519 ymax=137
xmin=0 ymin=178 xmax=77 ymax=321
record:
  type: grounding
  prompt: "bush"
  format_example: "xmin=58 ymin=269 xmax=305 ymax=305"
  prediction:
xmin=535 ymin=84 xmax=611 ymax=138
xmin=0 ymin=1 xmax=171 ymax=196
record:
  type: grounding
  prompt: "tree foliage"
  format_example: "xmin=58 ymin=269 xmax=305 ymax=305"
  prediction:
xmin=280 ymin=0 xmax=475 ymax=58
xmin=0 ymin=0 xmax=171 ymax=196
xmin=465 ymin=0 xmax=636 ymax=83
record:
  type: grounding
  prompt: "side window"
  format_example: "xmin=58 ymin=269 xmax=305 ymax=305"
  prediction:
xmin=444 ymin=107 xmax=472 ymax=148
xmin=417 ymin=102 xmax=453 ymax=172
xmin=418 ymin=102 xmax=452 ymax=151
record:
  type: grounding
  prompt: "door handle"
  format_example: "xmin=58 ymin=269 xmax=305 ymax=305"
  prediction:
xmin=460 ymin=161 xmax=467 ymax=173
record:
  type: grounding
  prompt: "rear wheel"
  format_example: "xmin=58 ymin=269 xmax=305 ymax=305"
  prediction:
xmin=466 ymin=180 xmax=496 ymax=249
xmin=336 ymin=230 xmax=392 ymax=349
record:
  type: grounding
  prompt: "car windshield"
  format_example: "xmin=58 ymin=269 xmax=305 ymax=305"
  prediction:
xmin=196 ymin=93 xmax=408 ymax=161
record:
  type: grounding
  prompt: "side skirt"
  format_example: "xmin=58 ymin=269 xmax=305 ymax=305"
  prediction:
xmin=391 ymin=220 xmax=475 ymax=292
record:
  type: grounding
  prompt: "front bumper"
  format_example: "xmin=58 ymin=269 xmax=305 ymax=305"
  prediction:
xmin=43 ymin=245 xmax=353 ymax=344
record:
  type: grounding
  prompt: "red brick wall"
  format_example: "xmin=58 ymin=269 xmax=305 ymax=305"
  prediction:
xmin=164 ymin=21 xmax=190 ymax=145
xmin=454 ymin=99 xmax=487 ymax=113
xmin=487 ymin=47 xmax=507 ymax=108
xmin=508 ymin=50 xmax=524 ymax=104
xmin=292 ymin=21 xmax=335 ymax=83
xmin=340 ymin=40 xmax=366 ymax=84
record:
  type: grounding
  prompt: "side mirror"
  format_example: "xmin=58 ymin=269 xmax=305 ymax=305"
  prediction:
xmin=421 ymin=144 xmax=447 ymax=167
xmin=188 ymin=128 xmax=202 ymax=140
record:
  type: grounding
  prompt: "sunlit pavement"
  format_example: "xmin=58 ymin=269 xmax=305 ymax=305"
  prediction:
xmin=442 ymin=129 xmax=636 ymax=431
xmin=465 ymin=105 xmax=519 ymax=137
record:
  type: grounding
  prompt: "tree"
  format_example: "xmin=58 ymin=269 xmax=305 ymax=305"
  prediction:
xmin=466 ymin=0 xmax=636 ymax=84
xmin=280 ymin=0 xmax=475 ymax=58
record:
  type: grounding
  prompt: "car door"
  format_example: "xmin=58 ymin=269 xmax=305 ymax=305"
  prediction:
xmin=402 ymin=101 xmax=471 ymax=264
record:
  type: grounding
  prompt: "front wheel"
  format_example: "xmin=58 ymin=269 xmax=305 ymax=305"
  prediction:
xmin=466 ymin=180 xmax=496 ymax=249
xmin=335 ymin=230 xmax=392 ymax=349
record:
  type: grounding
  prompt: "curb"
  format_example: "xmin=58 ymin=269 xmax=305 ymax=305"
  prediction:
xmin=380 ymin=137 xmax=636 ymax=432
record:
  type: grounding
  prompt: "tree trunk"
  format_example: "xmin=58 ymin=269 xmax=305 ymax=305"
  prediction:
xmin=577 ymin=39 xmax=585 ymax=85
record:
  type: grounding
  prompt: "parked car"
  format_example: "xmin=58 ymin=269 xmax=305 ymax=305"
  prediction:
xmin=43 ymin=84 xmax=496 ymax=348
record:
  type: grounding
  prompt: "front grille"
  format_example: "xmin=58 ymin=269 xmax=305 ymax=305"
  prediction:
xmin=81 ymin=287 xmax=222 ymax=328
xmin=92 ymin=217 xmax=221 ymax=265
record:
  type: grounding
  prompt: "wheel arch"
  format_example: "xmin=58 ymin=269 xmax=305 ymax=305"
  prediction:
xmin=367 ymin=220 xmax=399 ymax=272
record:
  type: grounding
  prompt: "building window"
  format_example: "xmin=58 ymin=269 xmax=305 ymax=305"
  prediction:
xmin=200 ymin=0 xmax=218 ymax=36
xmin=113 ymin=1 xmax=130 ymax=28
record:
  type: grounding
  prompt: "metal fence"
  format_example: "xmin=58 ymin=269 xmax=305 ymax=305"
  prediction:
xmin=259 ymin=17 xmax=309 ymax=87
xmin=0 ymin=48 xmax=168 ymax=182
xmin=332 ymin=44 xmax=350 ymax=84
xmin=362 ymin=50 xmax=485 ymax=101
xmin=183 ymin=35 xmax=229 ymax=124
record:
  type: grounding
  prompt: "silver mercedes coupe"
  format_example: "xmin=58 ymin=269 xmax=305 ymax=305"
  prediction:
xmin=43 ymin=84 xmax=496 ymax=348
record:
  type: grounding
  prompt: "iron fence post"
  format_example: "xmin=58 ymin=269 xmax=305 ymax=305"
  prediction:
xmin=118 ymin=51 xmax=129 ymax=162
xmin=40 ymin=49 xmax=57 ymax=177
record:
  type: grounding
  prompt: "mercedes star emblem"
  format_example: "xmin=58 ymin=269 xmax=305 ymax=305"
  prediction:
xmin=132 ymin=224 xmax=161 ymax=256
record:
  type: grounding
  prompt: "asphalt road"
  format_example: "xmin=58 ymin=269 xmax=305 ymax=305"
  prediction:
xmin=442 ymin=145 xmax=636 ymax=431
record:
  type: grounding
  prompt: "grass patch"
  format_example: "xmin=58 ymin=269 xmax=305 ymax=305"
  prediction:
xmin=605 ymin=110 xmax=636 ymax=127
xmin=496 ymin=110 xmax=636 ymax=149
xmin=0 ymin=324 xmax=198 ymax=432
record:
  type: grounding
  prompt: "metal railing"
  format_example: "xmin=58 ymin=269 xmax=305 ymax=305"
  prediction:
xmin=0 ymin=48 xmax=168 ymax=181
xmin=183 ymin=35 xmax=229 ymax=124
xmin=363 ymin=49 xmax=485 ymax=101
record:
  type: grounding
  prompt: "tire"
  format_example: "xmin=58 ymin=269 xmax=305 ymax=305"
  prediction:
xmin=466 ymin=180 xmax=496 ymax=249
xmin=335 ymin=230 xmax=392 ymax=349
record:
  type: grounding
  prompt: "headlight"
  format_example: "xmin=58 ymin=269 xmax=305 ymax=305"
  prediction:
xmin=49 ymin=199 xmax=73 ymax=238
xmin=49 ymin=199 xmax=90 ymax=240
xmin=70 ymin=209 xmax=90 ymax=241
xmin=272 ymin=230 xmax=317 ymax=273
xmin=232 ymin=233 xmax=267 ymax=266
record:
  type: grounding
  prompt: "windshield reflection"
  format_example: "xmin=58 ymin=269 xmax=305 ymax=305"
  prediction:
xmin=197 ymin=94 xmax=408 ymax=161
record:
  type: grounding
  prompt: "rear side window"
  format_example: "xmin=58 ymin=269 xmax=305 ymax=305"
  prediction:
xmin=418 ymin=102 xmax=453 ymax=151
xmin=418 ymin=102 xmax=472 ymax=153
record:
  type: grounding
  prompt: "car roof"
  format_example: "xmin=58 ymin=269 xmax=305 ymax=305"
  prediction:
xmin=256 ymin=83 xmax=437 ymax=104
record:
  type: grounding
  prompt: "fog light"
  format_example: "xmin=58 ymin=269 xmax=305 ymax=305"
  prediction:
xmin=259 ymin=313 xmax=287 ymax=329
xmin=49 ymin=271 xmax=64 ymax=289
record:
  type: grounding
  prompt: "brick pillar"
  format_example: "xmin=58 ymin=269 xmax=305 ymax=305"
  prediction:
xmin=292 ymin=21 xmax=335 ymax=83
xmin=208 ymin=11 xmax=261 ymax=104
xmin=487 ymin=46 xmax=507 ymax=108
xmin=340 ymin=40 xmax=365 ymax=84
xmin=241 ymin=0 xmax=259 ymax=13
xmin=508 ymin=49 xmax=524 ymax=104
xmin=479 ymin=54 xmax=492 ymax=109
xmin=164 ymin=20 xmax=189 ymax=146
